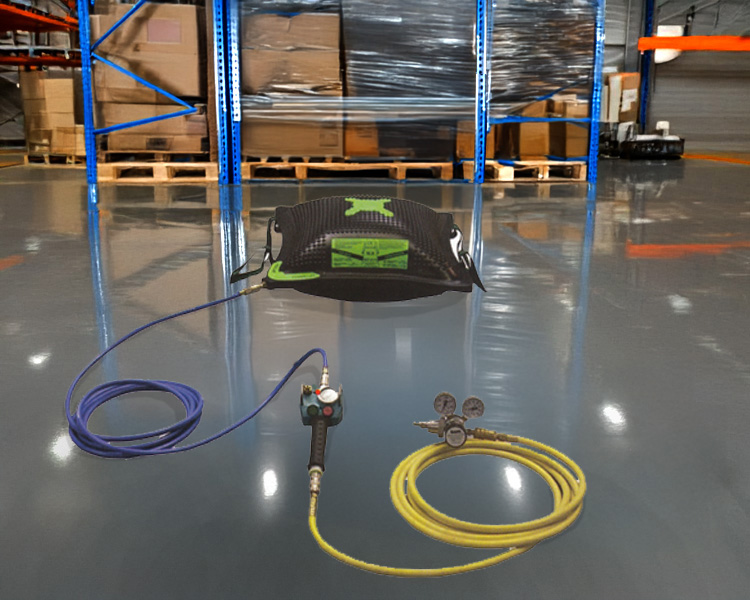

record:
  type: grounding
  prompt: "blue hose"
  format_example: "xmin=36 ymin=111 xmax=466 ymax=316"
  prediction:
xmin=65 ymin=292 xmax=327 ymax=458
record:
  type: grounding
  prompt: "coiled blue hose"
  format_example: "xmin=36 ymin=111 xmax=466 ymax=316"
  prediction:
xmin=65 ymin=292 xmax=327 ymax=458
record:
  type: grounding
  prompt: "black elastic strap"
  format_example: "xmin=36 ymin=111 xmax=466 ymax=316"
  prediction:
xmin=459 ymin=250 xmax=486 ymax=292
xmin=230 ymin=217 xmax=276 ymax=284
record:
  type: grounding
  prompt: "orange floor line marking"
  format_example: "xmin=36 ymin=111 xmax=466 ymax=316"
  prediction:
xmin=0 ymin=255 xmax=25 ymax=271
xmin=626 ymin=241 xmax=750 ymax=259
xmin=684 ymin=154 xmax=750 ymax=166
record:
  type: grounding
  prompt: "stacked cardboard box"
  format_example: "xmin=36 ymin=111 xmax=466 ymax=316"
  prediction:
xmin=241 ymin=13 xmax=341 ymax=96
xmin=241 ymin=12 xmax=343 ymax=157
xmin=20 ymin=70 xmax=84 ymax=155
xmin=494 ymin=97 xmax=590 ymax=160
xmin=604 ymin=72 xmax=640 ymax=124
xmin=90 ymin=3 xmax=207 ymax=153
xmin=496 ymin=100 xmax=550 ymax=160
xmin=456 ymin=122 xmax=497 ymax=160
xmin=97 ymin=103 xmax=208 ymax=153
xmin=547 ymin=98 xmax=589 ymax=159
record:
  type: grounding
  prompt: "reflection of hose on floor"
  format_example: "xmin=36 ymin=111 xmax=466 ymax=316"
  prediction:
xmin=309 ymin=433 xmax=586 ymax=577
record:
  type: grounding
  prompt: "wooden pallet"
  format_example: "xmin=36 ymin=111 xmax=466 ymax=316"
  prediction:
xmin=98 ymin=161 xmax=219 ymax=183
xmin=462 ymin=160 xmax=587 ymax=182
xmin=241 ymin=159 xmax=454 ymax=181
xmin=100 ymin=150 xmax=210 ymax=164
xmin=24 ymin=153 xmax=85 ymax=166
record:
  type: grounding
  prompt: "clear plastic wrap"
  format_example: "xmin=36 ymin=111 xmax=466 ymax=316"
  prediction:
xmin=239 ymin=0 xmax=598 ymax=159
xmin=341 ymin=0 xmax=475 ymax=99
xmin=490 ymin=0 xmax=597 ymax=106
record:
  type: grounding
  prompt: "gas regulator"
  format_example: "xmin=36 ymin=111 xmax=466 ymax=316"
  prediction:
xmin=414 ymin=392 xmax=486 ymax=448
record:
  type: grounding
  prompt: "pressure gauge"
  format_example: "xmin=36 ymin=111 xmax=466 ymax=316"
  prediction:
xmin=433 ymin=392 xmax=457 ymax=416
xmin=317 ymin=387 xmax=340 ymax=405
xmin=444 ymin=423 xmax=468 ymax=448
xmin=462 ymin=396 xmax=484 ymax=419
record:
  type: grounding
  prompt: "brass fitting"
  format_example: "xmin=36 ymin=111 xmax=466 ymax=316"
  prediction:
xmin=470 ymin=428 xmax=519 ymax=443
xmin=239 ymin=282 xmax=266 ymax=296
xmin=309 ymin=466 xmax=323 ymax=496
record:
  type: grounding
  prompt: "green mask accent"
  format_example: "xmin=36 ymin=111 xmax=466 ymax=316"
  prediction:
xmin=266 ymin=261 xmax=320 ymax=281
xmin=331 ymin=238 xmax=409 ymax=270
xmin=344 ymin=197 xmax=394 ymax=218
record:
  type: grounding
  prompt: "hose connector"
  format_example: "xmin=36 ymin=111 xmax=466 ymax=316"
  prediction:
xmin=470 ymin=428 xmax=519 ymax=443
xmin=319 ymin=367 xmax=329 ymax=389
xmin=239 ymin=282 xmax=266 ymax=296
xmin=309 ymin=466 xmax=323 ymax=497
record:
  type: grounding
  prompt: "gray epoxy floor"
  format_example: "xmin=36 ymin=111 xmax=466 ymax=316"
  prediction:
xmin=1 ymin=160 xmax=749 ymax=599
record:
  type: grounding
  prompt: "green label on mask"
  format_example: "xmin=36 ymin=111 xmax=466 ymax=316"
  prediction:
xmin=331 ymin=238 xmax=409 ymax=269
xmin=344 ymin=197 xmax=394 ymax=218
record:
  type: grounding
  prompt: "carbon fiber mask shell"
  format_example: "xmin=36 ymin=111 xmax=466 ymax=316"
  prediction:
xmin=259 ymin=196 xmax=484 ymax=302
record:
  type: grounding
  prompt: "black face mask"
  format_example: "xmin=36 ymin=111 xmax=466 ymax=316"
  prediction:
xmin=231 ymin=196 xmax=485 ymax=302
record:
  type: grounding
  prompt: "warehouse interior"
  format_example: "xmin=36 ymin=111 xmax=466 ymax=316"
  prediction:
xmin=1 ymin=1 xmax=749 ymax=598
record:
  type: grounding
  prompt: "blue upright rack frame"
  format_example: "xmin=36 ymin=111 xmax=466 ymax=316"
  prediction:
xmin=76 ymin=0 xmax=242 ymax=185
xmin=638 ymin=0 xmax=656 ymax=134
xmin=79 ymin=0 xmax=604 ymax=188
xmin=472 ymin=0 xmax=606 ymax=185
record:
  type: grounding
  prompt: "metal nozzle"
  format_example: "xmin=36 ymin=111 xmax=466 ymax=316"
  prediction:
xmin=413 ymin=420 xmax=441 ymax=434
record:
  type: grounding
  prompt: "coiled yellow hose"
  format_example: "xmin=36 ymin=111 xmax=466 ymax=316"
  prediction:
xmin=309 ymin=431 xmax=586 ymax=577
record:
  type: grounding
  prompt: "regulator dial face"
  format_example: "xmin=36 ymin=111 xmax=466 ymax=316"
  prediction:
xmin=462 ymin=396 xmax=485 ymax=419
xmin=317 ymin=387 xmax=339 ymax=404
xmin=433 ymin=392 xmax=457 ymax=416
xmin=445 ymin=425 xmax=468 ymax=448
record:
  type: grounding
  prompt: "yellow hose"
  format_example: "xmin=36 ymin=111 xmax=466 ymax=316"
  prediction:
xmin=308 ymin=432 xmax=586 ymax=577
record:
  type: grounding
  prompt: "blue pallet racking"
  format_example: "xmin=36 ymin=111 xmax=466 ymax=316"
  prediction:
xmin=77 ymin=0 xmax=605 ymax=187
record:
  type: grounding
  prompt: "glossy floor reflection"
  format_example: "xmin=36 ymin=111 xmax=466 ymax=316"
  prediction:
xmin=0 ymin=160 xmax=749 ymax=599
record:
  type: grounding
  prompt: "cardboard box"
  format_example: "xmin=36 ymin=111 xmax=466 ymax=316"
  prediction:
xmin=242 ymin=13 xmax=339 ymax=50
xmin=20 ymin=72 xmax=74 ymax=109
xmin=549 ymin=122 xmax=588 ymax=158
xmin=606 ymin=72 xmax=640 ymax=123
xmin=345 ymin=121 xmax=379 ymax=157
xmin=90 ymin=3 xmax=204 ymax=103
xmin=497 ymin=122 xmax=549 ymax=159
xmin=241 ymin=48 xmax=341 ymax=95
xmin=455 ymin=121 xmax=496 ymax=160
xmin=520 ymin=100 xmax=548 ymax=118
xmin=19 ymin=71 xmax=47 ymax=100
xmin=106 ymin=133 xmax=208 ymax=152
xmin=242 ymin=114 xmax=343 ymax=157
xmin=601 ymin=85 xmax=610 ymax=123
xmin=26 ymin=112 xmax=75 ymax=131
xmin=561 ymin=100 xmax=589 ymax=119
xmin=98 ymin=103 xmax=208 ymax=136
xmin=547 ymin=94 xmax=578 ymax=116
xmin=51 ymin=125 xmax=85 ymax=155
xmin=20 ymin=71 xmax=76 ymax=151
xmin=377 ymin=119 xmax=455 ymax=160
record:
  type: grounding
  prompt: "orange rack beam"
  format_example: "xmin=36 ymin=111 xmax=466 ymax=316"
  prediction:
xmin=0 ymin=54 xmax=81 ymax=67
xmin=0 ymin=1 xmax=77 ymax=32
xmin=638 ymin=35 xmax=750 ymax=52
